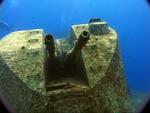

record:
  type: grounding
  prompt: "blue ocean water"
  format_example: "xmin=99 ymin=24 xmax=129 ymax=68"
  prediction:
xmin=0 ymin=0 xmax=150 ymax=94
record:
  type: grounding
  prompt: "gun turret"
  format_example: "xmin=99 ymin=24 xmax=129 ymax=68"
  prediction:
xmin=44 ymin=31 xmax=90 ymax=91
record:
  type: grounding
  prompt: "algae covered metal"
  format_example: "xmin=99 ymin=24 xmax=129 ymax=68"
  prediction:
xmin=0 ymin=19 xmax=131 ymax=113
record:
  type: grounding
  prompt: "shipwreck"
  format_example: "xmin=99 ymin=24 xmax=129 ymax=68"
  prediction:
xmin=0 ymin=19 xmax=131 ymax=113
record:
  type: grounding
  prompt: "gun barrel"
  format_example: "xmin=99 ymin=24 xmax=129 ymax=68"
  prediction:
xmin=74 ymin=30 xmax=90 ymax=51
xmin=79 ymin=30 xmax=90 ymax=42
xmin=65 ymin=30 xmax=90 ymax=62
xmin=45 ymin=34 xmax=55 ymax=58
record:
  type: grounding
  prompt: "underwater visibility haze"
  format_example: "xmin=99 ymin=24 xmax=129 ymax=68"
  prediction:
xmin=0 ymin=0 xmax=150 ymax=112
